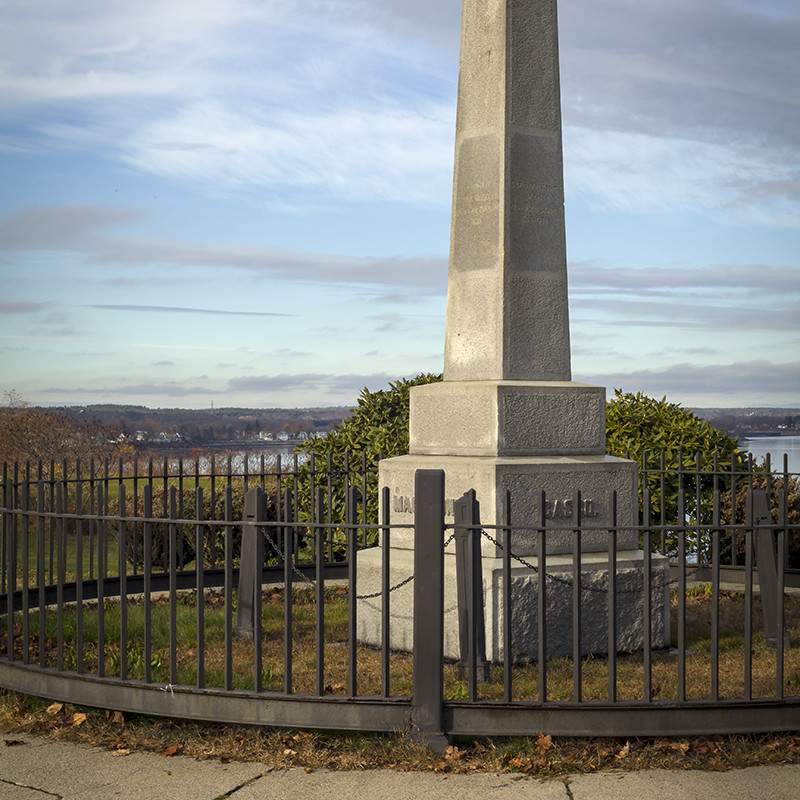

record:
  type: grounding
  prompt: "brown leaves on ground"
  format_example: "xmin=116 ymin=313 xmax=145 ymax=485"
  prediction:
xmin=2 ymin=690 xmax=800 ymax=774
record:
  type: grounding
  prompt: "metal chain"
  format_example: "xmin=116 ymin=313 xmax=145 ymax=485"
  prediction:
xmin=258 ymin=528 xmax=453 ymax=600
xmin=478 ymin=528 xmax=680 ymax=595
xmin=353 ymin=531 xmax=455 ymax=599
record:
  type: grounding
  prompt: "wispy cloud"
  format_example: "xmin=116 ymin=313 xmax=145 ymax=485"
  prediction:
xmin=85 ymin=304 xmax=294 ymax=317
xmin=0 ymin=205 xmax=449 ymax=294
xmin=580 ymin=359 xmax=800 ymax=403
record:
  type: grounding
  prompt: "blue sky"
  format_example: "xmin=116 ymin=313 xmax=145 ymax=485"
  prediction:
xmin=1 ymin=0 xmax=798 ymax=409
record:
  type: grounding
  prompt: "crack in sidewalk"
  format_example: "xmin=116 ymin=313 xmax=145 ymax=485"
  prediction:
xmin=0 ymin=777 xmax=63 ymax=798
xmin=212 ymin=771 xmax=266 ymax=799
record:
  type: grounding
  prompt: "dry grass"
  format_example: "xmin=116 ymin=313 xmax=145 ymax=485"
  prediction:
xmin=2 ymin=689 xmax=800 ymax=775
xmin=3 ymin=586 xmax=800 ymax=775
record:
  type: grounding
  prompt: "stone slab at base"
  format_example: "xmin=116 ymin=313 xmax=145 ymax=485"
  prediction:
xmin=356 ymin=547 xmax=670 ymax=662
xmin=380 ymin=454 xmax=638 ymax=556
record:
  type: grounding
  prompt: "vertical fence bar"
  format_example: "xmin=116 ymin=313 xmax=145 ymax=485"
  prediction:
xmin=572 ymin=489 xmax=582 ymax=702
xmin=711 ymin=489 xmax=721 ymax=701
xmin=677 ymin=489 xmax=686 ymax=702
xmin=56 ymin=482 xmax=65 ymax=671
xmin=381 ymin=486 xmax=391 ymax=698
xmin=178 ymin=459 xmax=185 ymax=572
xmin=659 ymin=451 xmax=667 ymax=553
xmin=161 ymin=457 xmax=169 ymax=571
xmin=361 ymin=453 xmax=369 ymax=549
xmin=132 ymin=457 xmax=138 ymax=576
xmin=119 ymin=484 xmax=128 ymax=680
xmin=316 ymin=487 xmax=325 ymax=697
xmin=607 ymin=490 xmax=617 ymax=703
xmin=210 ymin=456 xmax=217 ymax=568
xmin=643 ymin=489 xmax=652 ymax=702
xmin=254 ymin=489 xmax=264 ymax=694
xmin=144 ymin=486 xmax=153 ymax=684
xmin=1 ymin=466 xmax=6 ymax=595
xmin=731 ymin=451 xmax=739 ymax=565
xmin=76 ymin=466 xmax=84 ymax=674
xmin=21 ymin=471 xmax=29 ymax=665
xmin=5 ymin=478 xmax=16 ymax=663
xmin=744 ymin=491 xmax=754 ymax=701
xmin=103 ymin=460 xmax=111 ymax=578
xmin=224 ymin=485 xmax=234 ymax=691
xmin=776 ymin=486 xmax=787 ymax=699
xmin=37 ymin=481 xmax=46 ymax=668
xmin=48 ymin=461 xmax=54 ymax=585
xmin=503 ymin=491 xmax=513 ymax=703
xmin=537 ymin=490 xmax=547 ymax=703
xmin=283 ymin=487 xmax=293 ymax=695
xmin=169 ymin=486 xmax=178 ymax=686
xmin=326 ymin=453 xmax=333 ymax=562
xmin=97 ymin=484 xmax=105 ymax=678
xmin=347 ymin=485 xmax=358 ymax=697
xmin=410 ymin=470 xmax=446 ymax=749
xmin=695 ymin=452 xmax=703 ymax=562
xmin=195 ymin=487 xmax=205 ymax=689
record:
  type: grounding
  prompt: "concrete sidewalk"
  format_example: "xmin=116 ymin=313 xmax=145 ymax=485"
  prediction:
xmin=1 ymin=733 xmax=799 ymax=800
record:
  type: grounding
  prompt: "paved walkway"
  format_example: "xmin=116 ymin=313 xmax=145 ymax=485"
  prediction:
xmin=2 ymin=733 xmax=800 ymax=800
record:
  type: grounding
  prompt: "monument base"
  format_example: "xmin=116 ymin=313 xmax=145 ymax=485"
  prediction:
xmin=356 ymin=547 xmax=670 ymax=662
xmin=380 ymin=453 xmax=639 ymax=555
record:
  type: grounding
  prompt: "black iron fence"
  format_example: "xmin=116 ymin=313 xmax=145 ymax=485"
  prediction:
xmin=1 ymin=454 xmax=799 ymax=742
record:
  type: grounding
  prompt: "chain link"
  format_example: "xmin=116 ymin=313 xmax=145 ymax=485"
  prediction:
xmin=478 ymin=528 xmax=682 ymax=595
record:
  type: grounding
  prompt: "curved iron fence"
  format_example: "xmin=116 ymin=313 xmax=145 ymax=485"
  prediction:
xmin=1 ymin=455 xmax=799 ymax=741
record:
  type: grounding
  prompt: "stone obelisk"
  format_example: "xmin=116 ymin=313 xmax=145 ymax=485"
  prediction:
xmin=358 ymin=0 xmax=669 ymax=661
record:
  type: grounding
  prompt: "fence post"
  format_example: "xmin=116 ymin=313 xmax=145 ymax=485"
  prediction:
xmin=235 ymin=486 xmax=264 ymax=638
xmin=408 ymin=469 xmax=449 ymax=752
xmin=749 ymin=489 xmax=790 ymax=648
xmin=454 ymin=489 xmax=489 ymax=685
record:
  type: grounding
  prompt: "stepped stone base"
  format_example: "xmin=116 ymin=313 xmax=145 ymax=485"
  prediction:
xmin=356 ymin=547 xmax=670 ymax=662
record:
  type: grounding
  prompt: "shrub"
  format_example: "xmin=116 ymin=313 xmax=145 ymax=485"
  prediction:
xmin=719 ymin=473 xmax=800 ymax=568
xmin=605 ymin=389 xmax=745 ymax=527
xmin=108 ymin=479 xmax=278 ymax=569
xmin=292 ymin=373 xmax=442 ymax=548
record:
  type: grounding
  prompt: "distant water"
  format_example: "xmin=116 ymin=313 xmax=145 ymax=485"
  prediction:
xmin=739 ymin=435 xmax=800 ymax=474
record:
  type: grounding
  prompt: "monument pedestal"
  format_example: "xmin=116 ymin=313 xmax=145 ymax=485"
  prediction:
xmin=357 ymin=547 xmax=671 ymax=662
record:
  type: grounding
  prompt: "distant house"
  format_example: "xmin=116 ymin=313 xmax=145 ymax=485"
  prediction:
xmin=258 ymin=431 xmax=274 ymax=441
xmin=277 ymin=431 xmax=290 ymax=442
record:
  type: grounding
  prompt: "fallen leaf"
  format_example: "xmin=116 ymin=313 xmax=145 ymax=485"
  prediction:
xmin=162 ymin=744 xmax=182 ymax=757
xmin=72 ymin=713 xmax=87 ymax=726
xmin=283 ymin=748 xmax=296 ymax=756
xmin=670 ymin=741 xmax=691 ymax=754
xmin=46 ymin=702 xmax=63 ymax=716
xmin=615 ymin=742 xmax=630 ymax=760
xmin=111 ymin=749 xmax=131 ymax=757
xmin=4 ymin=740 xmax=26 ymax=747
xmin=305 ymin=768 xmax=313 ymax=774
xmin=692 ymin=738 xmax=714 ymax=754
xmin=445 ymin=745 xmax=463 ymax=761
xmin=708 ymin=761 xmax=728 ymax=772
xmin=536 ymin=734 xmax=552 ymax=754
xmin=112 ymin=711 xmax=125 ymax=724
